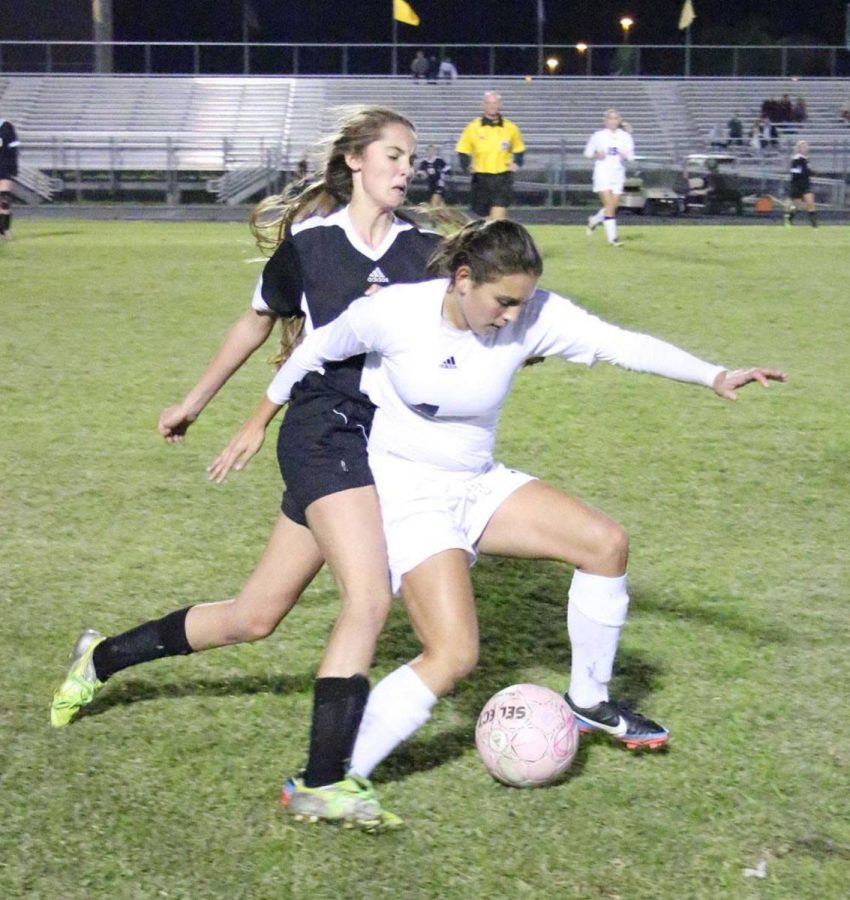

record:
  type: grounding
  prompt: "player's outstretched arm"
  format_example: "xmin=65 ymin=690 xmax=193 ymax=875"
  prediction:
xmin=158 ymin=308 xmax=276 ymax=443
xmin=207 ymin=396 xmax=283 ymax=484
xmin=711 ymin=367 xmax=787 ymax=401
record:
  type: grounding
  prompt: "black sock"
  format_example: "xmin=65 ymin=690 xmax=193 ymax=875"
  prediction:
xmin=92 ymin=606 xmax=194 ymax=680
xmin=809 ymin=211 xmax=818 ymax=227
xmin=0 ymin=213 xmax=8 ymax=233
xmin=303 ymin=675 xmax=370 ymax=788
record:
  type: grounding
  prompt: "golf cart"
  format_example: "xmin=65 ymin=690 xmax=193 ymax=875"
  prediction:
xmin=682 ymin=154 xmax=743 ymax=215
xmin=619 ymin=158 xmax=684 ymax=215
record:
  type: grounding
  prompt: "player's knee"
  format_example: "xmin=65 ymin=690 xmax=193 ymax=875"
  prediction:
xmin=431 ymin=639 xmax=479 ymax=686
xmin=227 ymin=596 xmax=292 ymax=642
xmin=235 ymin=610 xmax=281 ymax=642
xmin=585 ymin=518 xmax=629 ymax=572
xmin=338 ymin=592 xmax=392 ymax=637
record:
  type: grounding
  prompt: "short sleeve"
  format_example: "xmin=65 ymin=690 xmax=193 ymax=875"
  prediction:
xmin=455 ymin=121 xmax=476 ymax=155
xmin=254 ymin=236 xmax=304 ymax=317
xmin=509 ymin=121 xmax=526 ymax=154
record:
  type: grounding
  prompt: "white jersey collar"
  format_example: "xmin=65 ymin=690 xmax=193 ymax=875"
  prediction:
xmin=339 ymin=205 xmax=411 ymax=261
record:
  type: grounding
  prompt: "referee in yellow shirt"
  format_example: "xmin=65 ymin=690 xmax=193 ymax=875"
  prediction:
xmin=456 ymin=91 xmax=526 ymax=219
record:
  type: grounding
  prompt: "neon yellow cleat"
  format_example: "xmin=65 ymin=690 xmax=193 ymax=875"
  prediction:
xmin=280 ymin=773 xmax=402 ymax=832
xmin=50 ymin=629 xmax=106 ymax=728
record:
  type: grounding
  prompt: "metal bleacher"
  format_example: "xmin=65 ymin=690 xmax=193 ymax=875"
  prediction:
xmin=1 ymin=74 xmax=848 ymax=205
xmin=0 ymin=74 xmax=295 ymax=201
xmin=679 ymin=78 xmax=850 ymax=163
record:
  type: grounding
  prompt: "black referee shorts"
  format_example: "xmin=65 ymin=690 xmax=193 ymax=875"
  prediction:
xmin=789 ymin=183 xmax=809 ymax=200
xmin=0 ymin=166 xmax=17 ymax=181
xmin=470 ymin=172 xmax=514 ymax=217
xmin=276 ymin=380 xmax=376 ymax=527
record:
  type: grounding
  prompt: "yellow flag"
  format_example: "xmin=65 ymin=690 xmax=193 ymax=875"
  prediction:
xmin=678 ymin=0 xmax=696 ymax=30
xmin=394 ymin=0 xmax=420 ymax=26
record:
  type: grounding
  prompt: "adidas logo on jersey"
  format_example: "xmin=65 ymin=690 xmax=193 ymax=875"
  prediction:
xmin=366 ymin=266 xmax=390 ymax=284
xmin=439 ymin=356 xmax=457 ymax=369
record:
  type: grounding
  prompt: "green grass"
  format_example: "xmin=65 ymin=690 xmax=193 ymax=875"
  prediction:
xmin=2 ymin=220 xmax=849 ymax=899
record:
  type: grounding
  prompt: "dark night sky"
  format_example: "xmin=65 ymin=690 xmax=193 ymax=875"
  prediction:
xmin=114 ymin=1 xmax=847 ymax=46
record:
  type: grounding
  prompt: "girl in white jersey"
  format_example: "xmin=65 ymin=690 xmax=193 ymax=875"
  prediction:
xmin=214 ymin=220 xmax=785 ymax=823
xmin=584 ymin=109 xmax=634 ymax=246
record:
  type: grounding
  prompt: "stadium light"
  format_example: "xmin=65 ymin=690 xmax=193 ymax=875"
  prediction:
xmin=620 ymin=16 xmax=634 ymax=43
xmin=575 ymin=42 xmax=588 ymax=53
xmin=546 ymin=56 xmax=560 ymax=74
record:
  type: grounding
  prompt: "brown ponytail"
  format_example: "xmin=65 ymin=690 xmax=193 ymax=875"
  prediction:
xmin=426 ymin=219 xmax=543 ymax=285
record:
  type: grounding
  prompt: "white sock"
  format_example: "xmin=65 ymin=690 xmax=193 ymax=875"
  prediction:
xmin=603 ymin=216 xmax=618 ymax=242
xmin=590 ymin=209 xmax=605 ymax=226
xmin=566 ymin=570 xmax=629 ymax=708
xmin=349 ymin=664 xmax=437 ymax=778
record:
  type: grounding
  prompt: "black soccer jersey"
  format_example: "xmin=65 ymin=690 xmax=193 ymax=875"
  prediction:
xmin=252 ymin=207 xmax=440 ymax=401
xmin=789 ymin=155 xmax=812 ymax=194
xmin=0 ymin=119 xmax=20 ymax=177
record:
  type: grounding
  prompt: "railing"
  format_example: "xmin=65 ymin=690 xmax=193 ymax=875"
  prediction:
xmin=2 ymin=41 xmax=850 ymax=78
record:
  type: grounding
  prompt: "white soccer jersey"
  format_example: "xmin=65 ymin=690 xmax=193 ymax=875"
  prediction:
xmin=268 ymin=279 xmax=725 ymax=472
xmin=584 ymin=128 xmax=634 ymax=190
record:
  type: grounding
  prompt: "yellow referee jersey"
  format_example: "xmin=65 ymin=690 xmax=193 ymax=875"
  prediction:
xmin=455 ymin=117 xmax=526 ymax=175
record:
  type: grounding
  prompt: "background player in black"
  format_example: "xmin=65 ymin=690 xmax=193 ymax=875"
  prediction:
xmin=417 ymin=144 xmax=451 ymax=206
xmin=51 ymin=107 xmax=440 ymax=829
xmin=0 ymin=117 xmax=20 ymax=239
xmin=784 ymin=140 xmax=817 ymax=228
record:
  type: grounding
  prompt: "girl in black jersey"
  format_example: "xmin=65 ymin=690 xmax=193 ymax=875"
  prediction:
xmin=0 ymin=117 xmax=20 ymax=238
xmin=51 ymin=107 xmax=439 ymax=830
xmin=417 ymin=144 xmax=451 ymax=206
xmin=784 ymin=140 xmax=817 ymax=228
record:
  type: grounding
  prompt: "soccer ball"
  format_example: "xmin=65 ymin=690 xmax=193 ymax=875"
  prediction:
xmin=475 ymin=683 xmax=579 ymax=788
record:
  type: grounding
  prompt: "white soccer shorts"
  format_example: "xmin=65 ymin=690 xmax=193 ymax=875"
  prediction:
xmin=369 ymin=450 xmax=536 ymax=592
xmin=592 ymin=173 xmax=625 ymax=195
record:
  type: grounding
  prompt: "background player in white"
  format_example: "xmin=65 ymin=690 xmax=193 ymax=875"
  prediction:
xmin=51 ymin=107 xmax=441 ymax=831
xmin=214 ymin=220 xmax=785 ymax=820
xmin=584 ymin=109 xmax=634 ymax=247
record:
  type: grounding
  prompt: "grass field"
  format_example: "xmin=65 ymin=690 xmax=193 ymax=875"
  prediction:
xmin=2 ymin=219 xmax=849 ymax=899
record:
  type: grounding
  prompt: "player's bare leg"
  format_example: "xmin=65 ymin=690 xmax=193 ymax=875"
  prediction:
xmin=282 ymin=485 xmax=400 ymax=831
xmin=350 ymin=549 xmax=475 ymax=779
xmin=51 ymin=513 xmax=323 ymax=726
xmin=478 ymin=480 xmax=668 ymax=749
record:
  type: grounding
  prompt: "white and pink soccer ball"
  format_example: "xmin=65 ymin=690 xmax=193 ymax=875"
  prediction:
xmin=475 ymin=683 xmax=579 ymax=787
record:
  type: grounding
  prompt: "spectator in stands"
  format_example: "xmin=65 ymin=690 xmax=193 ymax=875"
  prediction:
xmin=709 ymin=124 xmax=728 ymax=150
xmin=417 ymin=144 xmax=451 ymax=205
xmin=411 ymin=50 xmax=429 ymax=80
xmin=727 ymin=113 xmax=743 ymax=146
xmin=427 ymin=54 xmax=439 ymax=83
xmin=439 ymin=57 xmax=458 ymax=81
xmin=456 ymin=91 xmax=526 ymax=219
xmin=792 ymin=97 xmax=807 ymax=125
xmin=778 ymin=94 xmax=793 ymax=124
xmin=0 ymin=116 xmax=19 ymax=239
xmin=749 ymin=119 xmax=764 ymax=154
xmin=764 ymin=118 xmax=779 ymax=151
